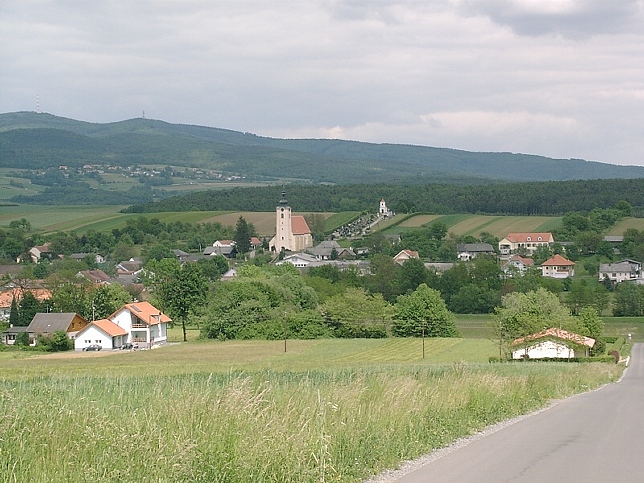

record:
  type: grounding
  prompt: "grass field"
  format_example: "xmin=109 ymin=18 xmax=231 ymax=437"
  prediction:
xmin=0 ymin=337 xmax=624 ymax=483
xmin=609 ymin=217 xmax=644 ymax=235
xmin=389 ymin=213 xmax=564 ymax=238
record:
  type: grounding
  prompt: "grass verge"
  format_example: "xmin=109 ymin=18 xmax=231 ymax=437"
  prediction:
xmin=0 ymin=339 xmax=623 ymax=482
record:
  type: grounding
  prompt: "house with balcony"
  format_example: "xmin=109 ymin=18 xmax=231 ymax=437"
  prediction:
xmin=499 ymin=233 xmax=554 ymax=256
xmin=541 ymin=254 xmax=575 ymax=278
xmin=107 ymin=301 xmax=171 ymax=349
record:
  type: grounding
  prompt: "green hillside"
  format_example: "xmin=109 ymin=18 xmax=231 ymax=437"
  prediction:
xmin=2 ymin=111 xmax=643 ymax=186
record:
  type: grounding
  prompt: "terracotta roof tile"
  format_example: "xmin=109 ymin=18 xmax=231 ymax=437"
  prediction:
xmin=541 ymin=254 xmax=575 ymax=266
xmin=91 ymin=319 xmax=128 ymax=337
xmin=291 ymin=216 xmax=311 ymax=235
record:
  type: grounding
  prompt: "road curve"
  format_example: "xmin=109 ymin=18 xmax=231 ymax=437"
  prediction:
xmin=391 ymin=343 xmax=644 ymax=483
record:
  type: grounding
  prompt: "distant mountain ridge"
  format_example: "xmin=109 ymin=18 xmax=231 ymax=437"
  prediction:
xmin=1 ymin=111 xmax=643 ymax=184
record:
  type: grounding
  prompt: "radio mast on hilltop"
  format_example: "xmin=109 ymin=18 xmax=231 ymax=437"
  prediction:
xmin=36 ymin=95 xmax=41 ymax=114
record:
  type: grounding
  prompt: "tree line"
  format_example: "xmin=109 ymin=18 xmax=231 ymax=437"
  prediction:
xmin=125 ymin=178 xmax=644 ymax=217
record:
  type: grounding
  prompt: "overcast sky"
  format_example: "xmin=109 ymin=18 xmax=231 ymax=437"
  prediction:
xmin=2 ymin=1 xmax=644 ymax=166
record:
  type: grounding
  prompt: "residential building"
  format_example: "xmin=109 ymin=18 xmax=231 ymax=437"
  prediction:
xmin=27 ymin=313 xmax=89 ymax=346
xmin=456 ymin=243 xmax=495 ymax=261
xmin=393 ymin=249 xmax=419 ymax=265
xmin=541 ymin=254 xmax=575 ymax=278
xmin=74 ymin=319 xmax=128 ymax=351
xmin=2 ymin=325 xmax=28 ymax=345
xmin=498 ymin=233 xmax=554 ymax=256
xmin=106 ymin=301 xmax=171 ymax=349
xmin=28 ymin=242 xmax=53 ymax=263
xmin=501 ymin=255 xmax=534 ymax=276
xmin=598 ymin=259 xmax=641 ymax=283
xmin=0 ymin=287 xmax=51 ymax=320
xmin=77 ymin=269 xmax=111 ymax=285
xmin=306 ymin=240 xmax=355 ymax=260
xmin=69 ymin=253 xmax=105 ymax=264
xmin=511 ymin=328 xmax=595 ymax=360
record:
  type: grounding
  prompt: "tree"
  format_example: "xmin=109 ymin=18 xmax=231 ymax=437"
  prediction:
xmin=393 ymin=284 xmax=459 ymax=337
xmin=398 ymin=257 xmax=429 ymax=294
xmin=197 ymin=255 xmax=229 ymax=281
xmin=578 ymin=307 xmax=604 ymax=339
xmin=363 ymin=254 xmax=401 ymax=302
xmin=233 ymin=216 xmax=252 ymax=255
xmin=19 ymin=291 xmax=43 ymax=327
xmin=9 ymin=294 xmax=19 ymax=327
xmin=145 ymin=259 xmax=208 ymax=342
xmin=15 ymin=331 xmax=30 ymax=346
xmin=321 ymin=288 xmax=393 ymax=338
xmin=613 ymin=282 xmax=644 ymax=316
xmin=49 ymin=280 xmax=92 ymax=319
xmin=492 ymin=288 xmax=579 ymax=357
xmin=90 ymin=283 xmax=132 ymax=320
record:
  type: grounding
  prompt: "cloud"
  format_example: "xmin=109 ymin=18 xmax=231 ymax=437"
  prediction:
xmin=1 ymin=1 xmax=644 ymax=165
xmin=453 ymin=0 xmax=644 ymax=38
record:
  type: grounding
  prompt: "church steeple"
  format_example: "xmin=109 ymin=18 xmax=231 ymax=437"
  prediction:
xmin=278 ymin=191 xmax=289 ymax=206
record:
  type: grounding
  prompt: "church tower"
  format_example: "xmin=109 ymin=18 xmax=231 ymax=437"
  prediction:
xmin=379 ymin=198 xmax=388 ymax=215
xmin=275 ymin=191 xmax=293 ymax=252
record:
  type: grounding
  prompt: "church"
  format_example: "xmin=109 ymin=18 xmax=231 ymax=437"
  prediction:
xmin=269 ymin=192 xmax=313 ymax=253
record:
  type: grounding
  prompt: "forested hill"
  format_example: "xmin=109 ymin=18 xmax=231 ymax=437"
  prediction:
xmin=124 ymin=178 xmax=644 ymax=216
xmin=2 ymin=111 xmax=644 ymax=184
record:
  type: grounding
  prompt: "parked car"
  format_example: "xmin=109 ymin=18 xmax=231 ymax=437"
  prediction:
xmin=83 ymin=344 xmax=102 ymax=351
xmin=120 ymin=343 xmax=137 ymax=350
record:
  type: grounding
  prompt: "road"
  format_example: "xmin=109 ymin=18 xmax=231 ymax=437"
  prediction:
xmin=391 ymin=343 xmax=644 ymax=482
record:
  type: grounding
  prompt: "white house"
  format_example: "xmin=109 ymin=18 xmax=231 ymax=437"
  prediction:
xmin=108 ymin=301 xmax=171 ymax=349
xmin=501 ymin=255 xmax=534 ymax=276
xmin=598 ymin=259 xmax=641 ymax=283
xmin=276 ymin=253 xmax=318 ymax=268
xmin=541 ymin=254 xmax=575 ymax=278
xmin=74 ymin=319 xmax=128 ymax=351
xmin=511 ymin=328 xmax=595 ymax=360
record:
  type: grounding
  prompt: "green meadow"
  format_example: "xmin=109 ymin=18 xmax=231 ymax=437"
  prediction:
xmin=0 ymin=336 xmax=625 ymax=483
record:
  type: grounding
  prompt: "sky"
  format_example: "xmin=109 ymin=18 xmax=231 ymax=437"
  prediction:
xmin=2 ymin=1 xmax=644 ymax=166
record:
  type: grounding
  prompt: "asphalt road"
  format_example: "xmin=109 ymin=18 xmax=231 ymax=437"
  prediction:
xmin=392 ymin=343 xmax=644 ymax=483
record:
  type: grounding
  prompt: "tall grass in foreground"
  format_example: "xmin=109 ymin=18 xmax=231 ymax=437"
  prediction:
xmin=0 ymin=363 xmax=621 ymax=483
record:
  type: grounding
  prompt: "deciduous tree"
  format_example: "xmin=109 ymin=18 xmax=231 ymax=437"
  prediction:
xmin=393 ymin=284 xmax=458 ymax=337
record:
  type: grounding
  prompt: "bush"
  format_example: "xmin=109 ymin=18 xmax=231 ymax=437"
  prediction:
xmin=36 ymin=331 xmax=72 ymax=352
